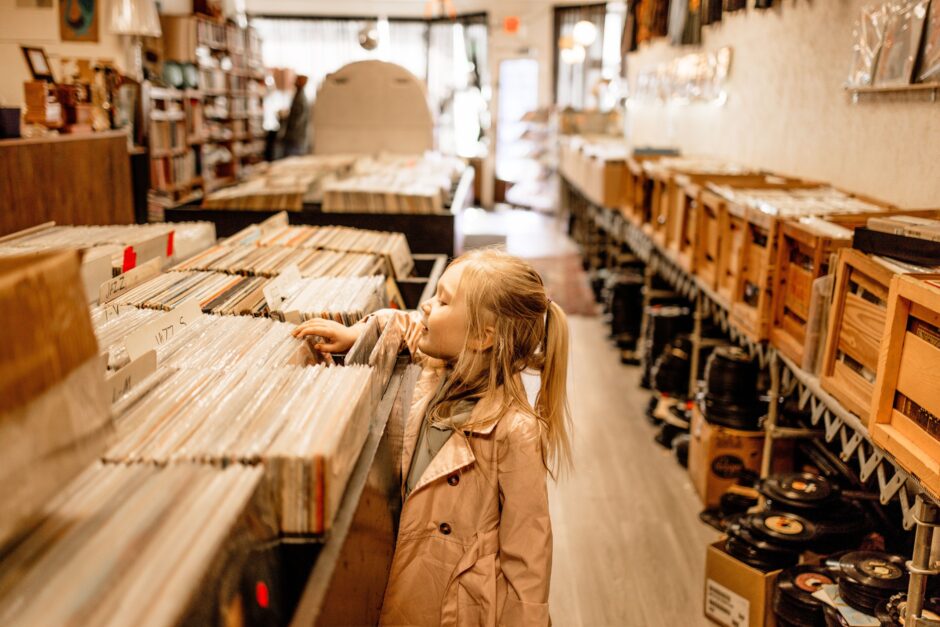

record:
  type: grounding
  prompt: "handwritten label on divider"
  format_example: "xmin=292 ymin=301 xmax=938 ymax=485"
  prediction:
xmin=99 ymin=258 xmax=162 ymax=304
xmin=125 ymin=299 xmax=204 ymax=361
xmin=105 ymin=350 xmax=157 ymax=404
xmin=263 ymin=263 xmax=301 ymax=311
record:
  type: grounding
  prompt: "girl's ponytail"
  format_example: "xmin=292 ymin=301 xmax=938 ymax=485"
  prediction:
xmin=536 ymin=300 xmax=573 ymax=478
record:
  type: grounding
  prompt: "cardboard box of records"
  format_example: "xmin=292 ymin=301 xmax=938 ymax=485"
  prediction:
xmin=870 ymin=275 xmax=940 ymax=499
xmin=688 ymin=406 xmax=793 ymax=508
xmin=0 ymin=250 xmax=111 ymax=550
xmin=705 ymin=540 xmax=780 ymax=627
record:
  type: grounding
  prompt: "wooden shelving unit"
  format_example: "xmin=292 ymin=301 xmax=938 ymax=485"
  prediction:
xmin=147 ymin=14 xmax=267 ymax=216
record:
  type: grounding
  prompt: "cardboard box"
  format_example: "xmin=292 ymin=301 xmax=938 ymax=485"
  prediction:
xmin=688 ymin=407 xmax=793 ymax=507
xmin=705 ymin=540 xmax=779 ymax=627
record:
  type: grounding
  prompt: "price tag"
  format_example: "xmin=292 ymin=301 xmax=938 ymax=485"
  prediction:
xmin=105 ymin=350 xmax=157 ymax=404
xmin=99 ymin=258 xmax=161 ymax=304
xmin=263 ymin=264 xmax=301 ymax=310
xmin=125 ymin=299 xmax=203 ymax=361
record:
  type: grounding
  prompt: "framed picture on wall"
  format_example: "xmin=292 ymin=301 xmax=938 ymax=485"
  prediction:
xmin=21 ymin=46 xmax=55 ymax=82
xmin=59 ymin=0 xmax=99 ymax=43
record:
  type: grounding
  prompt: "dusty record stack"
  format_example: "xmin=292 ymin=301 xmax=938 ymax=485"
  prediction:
xmin=640 ymin=305 xmax=692 ymax=388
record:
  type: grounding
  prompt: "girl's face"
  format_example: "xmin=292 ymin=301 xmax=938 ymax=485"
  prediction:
xmin=418 ymin=263 xmax=472 ymax=360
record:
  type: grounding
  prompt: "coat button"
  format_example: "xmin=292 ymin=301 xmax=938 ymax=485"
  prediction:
xmin=439 ymin=522 xmax=452 ymax=535
xmin=447 ymin=475 xmax=460 ymax=486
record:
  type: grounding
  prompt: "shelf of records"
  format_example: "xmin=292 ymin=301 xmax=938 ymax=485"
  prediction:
xmin=562 ymin=173 xmax=940 ymax=523
xmin=200 ymin=152 xmax=472 ymax=214
xmin=0 ymin=244 xmax=413 ymax=625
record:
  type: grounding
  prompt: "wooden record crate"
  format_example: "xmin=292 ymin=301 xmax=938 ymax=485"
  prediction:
xmin=622 ymin=155 xmax=660 ymax=227
xmin=870 ymin=275 xmax=940 ymax=498
xmin=581 ymin=154 xmax=627 ymax=209
xmin=821 ymin=251 xmax=940 ymax=425
xmin=696 ymin=177 xmax=816 ymax=295
xmin=670 ymin=173 xmax=770 ymax=272
xmin=643 ymin=160 xmax=672 ymax=243
xmin=769 ymin=219 xmax=853 ymax=364
xmin=729 ymin=194 xmax=895 ymax=342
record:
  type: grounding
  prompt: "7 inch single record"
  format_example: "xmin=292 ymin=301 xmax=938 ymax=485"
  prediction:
xmin=839 ymin=551 xmax=909 ymax=591
xmin=749 ymin=511 xmax=817 ymax=545
xmin=761 ymin=472 xmax=835 ymax=506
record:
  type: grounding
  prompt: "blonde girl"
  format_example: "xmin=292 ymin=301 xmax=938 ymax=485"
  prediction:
xmin=293 ymin=248 xmax=571 ymax=627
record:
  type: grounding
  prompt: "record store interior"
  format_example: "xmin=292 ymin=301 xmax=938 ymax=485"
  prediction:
xmin=3 ymin=0 xmax=940 ymax=625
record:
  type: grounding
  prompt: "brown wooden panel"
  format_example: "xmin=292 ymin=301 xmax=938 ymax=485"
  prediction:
xmin=838 ymin=292 xmax=887 ymax=370
xmin=0 ymin=131 xmax=134 ymax=234
xmin=785 ymin=264 xmax=814 ymax=321
xmin=897 ymin=331 xmax=940 ymax=418
xmin=830 ymin=359 xmax=874 ymax=423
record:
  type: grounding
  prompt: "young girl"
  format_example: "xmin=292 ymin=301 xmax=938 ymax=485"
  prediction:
xmin=293 ymin=248 xmax=571 ymax=627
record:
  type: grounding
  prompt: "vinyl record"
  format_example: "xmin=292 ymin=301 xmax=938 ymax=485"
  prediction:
xmin=875 ymin=592 xmax=940 ymax=626
xmin=749 ymin=511 xmax=817 ymax=545
xmin=774 ymin=564 xmax=837 ymax=627
xmin=760 ymin=473 xmax=838 ymax=510
xmin=839 ymin=551 xmax=909 ymax=592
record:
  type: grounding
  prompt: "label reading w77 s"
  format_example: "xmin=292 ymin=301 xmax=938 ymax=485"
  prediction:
xmin=705 ymin=579 xmax=749 ymax=627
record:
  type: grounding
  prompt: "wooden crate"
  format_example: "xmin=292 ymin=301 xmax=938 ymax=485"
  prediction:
xmin=870 ymin=275 xmax=940 ymax=498
xmin=821 ymin=250 xmax=940 ymax=425
xmin=644 ymin=160 xmax=671 ymax=242
xmin=623 ymin=155 xmax=659 ymax=227
xmin=769 ymin=219 xmax=853 ymax=364
xmin=582 ymin=154 xmax=627 ymax=208
xmin=671 ymin=173 xmax=770 ymax=272
xmin=820 ymin=250 xmax=897 ymax=424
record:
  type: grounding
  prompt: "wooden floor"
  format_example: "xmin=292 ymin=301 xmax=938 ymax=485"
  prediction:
xmin=462 ymin=208 xmax=720 ymax=625
xmin=548 ymin=316 xmax=720 ymax=626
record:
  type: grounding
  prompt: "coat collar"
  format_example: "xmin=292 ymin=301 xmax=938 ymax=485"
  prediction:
xmin=401 ymin=369 xmax=514 ymax=498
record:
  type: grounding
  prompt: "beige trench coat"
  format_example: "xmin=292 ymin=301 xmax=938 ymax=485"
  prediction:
xmin=374 ymin=311 xmax=552 ymax=627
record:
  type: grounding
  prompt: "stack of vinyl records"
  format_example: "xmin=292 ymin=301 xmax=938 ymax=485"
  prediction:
xmin=654 ymin=401 xmax=693 ymax=449
xmin=605 ymin=269 xmax=645 ymax=355
xmin=874 ymin=592 xmax=940 ymax=626
xmin=651 ymin=335 xmax=693 ymax=399
xmin=759 ymin=473 xmax=869 ymax=553
xmin=172 ymin=244 xmax=384 ymax=278
xmin=774 ymin=563 xmax=842 ymax=627
xmin=106 ymin=363 xmax=377 ymax=534
xmin=640 ymin=305 xmax=692 ymax=388
xmin=112 ymin=271 xmax=271 ymax=316
xmin=834 ymin=551 xmax=910 ymax=616
xmin=273 ymin=275 xmax=387 ymax=324
xmin=0 ymin=463 xmax=271 ymax=626
xmin=701 ymin=346 xmax=765 ymax=430
xmin=225 ymin=225 xmax=413 ymax=279
xmin=725 ymin=510 xmax=817 ymax=571
xmin=92 ymin=309 xmax=319 ymax=371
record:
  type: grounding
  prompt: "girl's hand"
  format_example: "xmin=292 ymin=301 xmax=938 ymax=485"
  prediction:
xmin=291 ymin=318 xmax=360 ymax=353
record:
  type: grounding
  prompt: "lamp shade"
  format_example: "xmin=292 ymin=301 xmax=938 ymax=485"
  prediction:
xmin=109 ymin=0 xmax=162 ymax=37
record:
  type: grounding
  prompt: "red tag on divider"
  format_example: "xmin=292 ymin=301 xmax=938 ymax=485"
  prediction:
xmin=166 ymin=231 xmax=175 ymax=258
xmin=122 ymin=246 xmax=137 ymax=272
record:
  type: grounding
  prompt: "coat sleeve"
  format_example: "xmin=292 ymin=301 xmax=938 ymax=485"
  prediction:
xmin=358 ymin=308 xmax=428 ymax=365
xmin=497 ymin=413 xmax=552 ymax=626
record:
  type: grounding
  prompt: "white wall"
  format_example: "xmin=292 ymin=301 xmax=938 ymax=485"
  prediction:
xmin=625 ymin=1 xmax=940 ymax=209
xmin=0 ymin=0 xmax=127 ymax=107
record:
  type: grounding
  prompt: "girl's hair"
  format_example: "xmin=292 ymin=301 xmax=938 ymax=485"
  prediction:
xmin=427 ymin=248 xmax=572 ymax=478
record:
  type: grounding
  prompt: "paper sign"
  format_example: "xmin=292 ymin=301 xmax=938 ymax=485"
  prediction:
xmin=131 ymin=232 xmax=171 ymax=267
xmin=105 ymin=350 xmax=157 ymax=404
xmin=81 ymin=251 xmax=113 ymax=304
xmin=99 ymin=258 xmax=161 ymax=304
xmin=125 ymin=299 xmax=203 ymax=361
xmin=705 ymin=579 xmax=749 ymax=627
xmin=263 ymin=264 xmax=301 ymax=310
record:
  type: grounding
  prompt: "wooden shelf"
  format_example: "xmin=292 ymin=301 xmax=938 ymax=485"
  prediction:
xmin=846 ymin=82 xmax=940 ymax=94
xmin=151 ymin=147 xmax=190 ymax=158
xmin=151 ymin=111 xmax=186 ymax=122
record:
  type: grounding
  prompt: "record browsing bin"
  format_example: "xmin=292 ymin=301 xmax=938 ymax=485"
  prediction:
xmin=870 ymin=275 xmax=940 ymax=499
xmin=705 ymin=540 xmax=780 ymax=627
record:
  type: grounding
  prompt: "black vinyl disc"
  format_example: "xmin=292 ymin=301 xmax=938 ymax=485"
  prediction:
xmin=839 ymin=551 xmax=909 ymax=592
xmin=761 ymin=473 xmax=836 ymax=507
xmin=749 ymin=511 xmax=817 ymax=546
xmin=775 ymin=564 xmax=837 ymax=627
xmin=875 ymin=592 xmax=940 ymax=626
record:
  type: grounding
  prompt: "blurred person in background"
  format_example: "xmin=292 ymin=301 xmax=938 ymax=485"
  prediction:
xmin=280 ymin=74 xmax=310 ymax=156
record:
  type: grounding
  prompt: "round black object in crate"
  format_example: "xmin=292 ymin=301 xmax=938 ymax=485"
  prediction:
xmin=835 ymin=551 xmax=909 ymax=615
xmin=640 ymin=305 xmax=692 ymax=389
xmin=773 ymin=564 xmax=839 ymax=627
xmin=652 ymin=335 xmax=692 ymax=399
xmin=702 ymin=346 xmax=765 ymax=430
xmin=607 ymin=271 xmax=644 ymax=349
